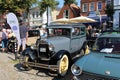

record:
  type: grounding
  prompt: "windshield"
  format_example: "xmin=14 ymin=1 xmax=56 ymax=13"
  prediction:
xmin=92 ymin=37 xmax=120 ymax=53
xmin=47 ymin=28 xmax=71 ymax=37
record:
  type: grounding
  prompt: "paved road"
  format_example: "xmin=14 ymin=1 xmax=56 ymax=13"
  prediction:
xmin=0 ymin=52 xmax=74 ymax=80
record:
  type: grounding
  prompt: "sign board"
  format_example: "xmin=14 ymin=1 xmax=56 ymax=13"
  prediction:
xmin=6 ymin=12 xmax=21 ymax=43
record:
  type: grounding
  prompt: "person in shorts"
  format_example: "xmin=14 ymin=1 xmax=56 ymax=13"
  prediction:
xmin=17 ymin=20 xmax=28 ymax=53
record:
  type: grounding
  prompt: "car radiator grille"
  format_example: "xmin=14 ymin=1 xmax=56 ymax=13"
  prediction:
xmin=39 ymin=43 xmax=50 ymax=60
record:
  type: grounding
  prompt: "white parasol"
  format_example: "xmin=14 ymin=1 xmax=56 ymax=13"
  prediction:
xmin=70 ymin=16 xmax=97 ymax=23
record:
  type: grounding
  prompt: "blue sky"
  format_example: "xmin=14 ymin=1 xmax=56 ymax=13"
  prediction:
xmin=57 ymin=0 xmax=81 ymax=8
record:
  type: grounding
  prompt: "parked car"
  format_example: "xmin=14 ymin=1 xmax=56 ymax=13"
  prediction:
xmin=71 ymin=30 xmax=120 ymax=80
xmin=7 ymin=29 xmax=40 ymax=53
xmin=20 ymin=23 xmax=88 ymax=76
xmin=26 ymin=29 xmax=40 ymax=47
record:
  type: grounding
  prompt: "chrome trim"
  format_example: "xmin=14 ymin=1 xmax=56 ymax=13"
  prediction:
xmin=20 ymin=58 xmax=59 ymax=71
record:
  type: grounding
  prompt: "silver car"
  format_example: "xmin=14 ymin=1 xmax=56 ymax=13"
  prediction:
xmin=20 ymin=23 xmax=87 ymax=77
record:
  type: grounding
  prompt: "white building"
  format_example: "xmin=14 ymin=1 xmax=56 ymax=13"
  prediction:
xmin=29 ymin=6 xmax=43 ymax=28
xmin=113 ymin=0 xmax=120 ymax=29
xmin=29 ymin=6 xmax=60 ymax=28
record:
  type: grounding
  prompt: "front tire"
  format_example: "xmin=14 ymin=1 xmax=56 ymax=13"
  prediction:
xmin=57 ymin=54 xmax=69 ymax=77
xmin=22 ymin=55 xmax=31 ymax=71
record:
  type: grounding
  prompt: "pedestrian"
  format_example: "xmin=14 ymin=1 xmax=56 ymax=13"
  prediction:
xmin=17 ymin=20 xmax=28 ymax=53
xmin=0 ymin=27 xmax=2 ymax=42
xmin=86 ymin=25 xmax=92 ymax=40
xmin=1 ymin=28 xmax=8 ymax=52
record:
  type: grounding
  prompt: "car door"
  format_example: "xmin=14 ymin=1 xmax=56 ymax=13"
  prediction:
xmin=70 ymin=27 xmax=86 ymax=53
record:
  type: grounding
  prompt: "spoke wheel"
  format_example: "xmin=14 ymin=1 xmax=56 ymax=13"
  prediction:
xmin=22 ymin=56 xmax=31 ymax=71
xmin=7 ymin=43 xmax=14 ymax=52
xmin=58 ymin=54 xmax=69 ymax=76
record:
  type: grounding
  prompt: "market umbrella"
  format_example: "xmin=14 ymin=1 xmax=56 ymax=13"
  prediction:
xmin=70 ymin=16 xmax=97 ymax=23
xmin=52 ymin=18 xmax=72 ymax=24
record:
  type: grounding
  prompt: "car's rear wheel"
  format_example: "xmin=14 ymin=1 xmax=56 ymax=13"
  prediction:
xmin=80 ymin=49 xmax=85 ymax=56
xmin=22 ymin=55 xmax=31 ymax=71
xmin=57 ymin=54 xmax=69 ymax=77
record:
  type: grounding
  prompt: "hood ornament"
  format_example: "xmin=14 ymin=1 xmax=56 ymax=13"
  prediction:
xmin=105 ymin=71 xmax=110 ymax=75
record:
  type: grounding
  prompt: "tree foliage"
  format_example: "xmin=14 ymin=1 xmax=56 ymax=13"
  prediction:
xmin=0 ymin=0 xmax=37 ymax=16
xmin=39 ymin=0 xmax=59 ymax=16
xmin=64 ymin=0 xmax=77 ymax=5
xmin=105 ymin=4 xmax=114 ymax=20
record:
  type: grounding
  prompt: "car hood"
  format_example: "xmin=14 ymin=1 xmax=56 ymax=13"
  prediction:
xmin=45 ymin=36 xmax=70 ymax=52
xmin=75 ymin=51 xmax=120 ymax=78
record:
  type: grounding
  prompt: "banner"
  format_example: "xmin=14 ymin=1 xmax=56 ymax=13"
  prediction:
xmin=6 ymin=12 xmax=21 ymax=43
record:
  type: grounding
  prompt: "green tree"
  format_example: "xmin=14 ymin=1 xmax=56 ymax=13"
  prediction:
xmin=0 ymin=0 xmax=37 ymax=17
xmin=39 ymin=0 xmax=59 ymax=26
xmin=105 ymin=4 xmax=114 ymax=28
xmin=64 ymin=0 xmax=77 ymax=5
xmin=105 ymin=4 xmax=114 ymax=20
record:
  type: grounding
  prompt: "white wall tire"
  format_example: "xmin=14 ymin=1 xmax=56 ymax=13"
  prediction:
xmin=58 ymin=54 xmax=69 ymax=76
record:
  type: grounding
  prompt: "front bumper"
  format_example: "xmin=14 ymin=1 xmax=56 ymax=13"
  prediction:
xmin=19 ymin=57 xmax=59 ymax=71
xmin=72 ymin=72 xmax=117 ymax=80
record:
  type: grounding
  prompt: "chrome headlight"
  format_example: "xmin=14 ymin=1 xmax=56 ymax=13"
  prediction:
xmin=48 ymin=43 xmax=55 ymax=51
xmin=30 ymin=44 xmax=36 ymax=49
xmin=71 ymin=64 xmax=82 ymax=76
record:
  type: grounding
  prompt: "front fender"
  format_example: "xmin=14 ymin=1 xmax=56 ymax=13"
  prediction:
xmin=22 ymin=48 xmax=37 ymax=60
xmin=49 ymin=50 xmax=71 ymax=65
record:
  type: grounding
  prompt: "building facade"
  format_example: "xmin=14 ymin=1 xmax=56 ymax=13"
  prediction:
xmin=81 ymin=0 xmax=106 ymax=16
xmin=57 ymin=4 xmax=80 ymax=19
xmin=80 ymin=0 xmax=107 ymax=23
xmin=29 ymin=6 xmax=60 ymax=28
xmin=29 ymin=6 xmax=42 ymax=28
xmin=113 ymin=0 xmax=120 ymax=29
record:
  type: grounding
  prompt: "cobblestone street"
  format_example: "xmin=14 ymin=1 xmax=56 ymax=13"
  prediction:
xmin=0 ymin=52 xmax=53 ymax=80
xmin=0 ymin=52 xmax=73 ymax=80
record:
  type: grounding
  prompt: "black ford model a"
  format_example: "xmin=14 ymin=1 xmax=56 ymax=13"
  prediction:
xmin=20 ymin=23 xmax=89 ymax=76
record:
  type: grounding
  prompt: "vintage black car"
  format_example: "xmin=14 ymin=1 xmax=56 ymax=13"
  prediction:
xmin=7 ymin=29 xmax=40 ymax=53
xmin=20 ymin=23 xmax=89 ymax=76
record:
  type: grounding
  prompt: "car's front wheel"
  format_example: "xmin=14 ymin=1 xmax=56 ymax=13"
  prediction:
xmin=22 ymin=55 xmax=31 ymax=71
xmin=57 ymin=54 xmax=69 ymax=77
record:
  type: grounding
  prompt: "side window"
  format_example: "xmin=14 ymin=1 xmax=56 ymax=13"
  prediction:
xmin=80 ymin=27 xmax=86 ymax=35
xmin=28 ymin=30 xmax=39 ymax=37
xmin=72 ymin=27 xmax=80 ymax=36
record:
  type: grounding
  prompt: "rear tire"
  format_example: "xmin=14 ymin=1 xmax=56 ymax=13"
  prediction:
xmin=80 ymin=49 xmax=85 ymax=56
xmin=57 ymin=54 xmax=69 ymax=77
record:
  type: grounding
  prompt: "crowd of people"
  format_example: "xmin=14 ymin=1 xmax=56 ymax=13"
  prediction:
xmin=0 ymin=20 xmax=28 ymax=55
xmin=0 ymin=23 xmax=15 ymax=52
xmin=86 ymin=25 xmax=102 ymax=47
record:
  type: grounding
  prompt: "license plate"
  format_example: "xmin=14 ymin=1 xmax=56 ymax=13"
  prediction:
xmin=40 ymin=48 xmax=46 ymax=52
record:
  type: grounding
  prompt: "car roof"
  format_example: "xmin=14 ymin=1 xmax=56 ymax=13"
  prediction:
xmin=100 ymin=30 xmax=120 ymax=38
xmin=47 ymin=23 xmax=86 ymax=29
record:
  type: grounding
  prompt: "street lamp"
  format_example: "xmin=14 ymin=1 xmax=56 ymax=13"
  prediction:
xmin=96 ymin=10 xmax=101 ymax=23
xmin=96 ymin=10 xmax=102 ymax=27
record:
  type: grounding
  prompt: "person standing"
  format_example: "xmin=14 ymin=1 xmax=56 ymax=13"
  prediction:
xmin=17 ymin=20 xmax=28 ymax=53
xmin=1 ymin=28 xmax=8 ymax=52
